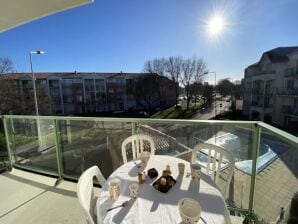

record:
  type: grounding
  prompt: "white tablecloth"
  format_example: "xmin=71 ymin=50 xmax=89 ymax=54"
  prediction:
xmin=97 ymin=155 xmax=231 ymax=224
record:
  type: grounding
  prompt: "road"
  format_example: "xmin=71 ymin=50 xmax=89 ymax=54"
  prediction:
xmin=192 ymin=100 xmax=231 ymax=120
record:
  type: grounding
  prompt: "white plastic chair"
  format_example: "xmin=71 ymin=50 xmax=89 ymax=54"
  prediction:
xmin=77 ymin=166 xmax=106 ymax=224
xmin=121 ymin=134 xmax=156 ymax=163
xmin=192 ymin=143 xmax=235 ymax=199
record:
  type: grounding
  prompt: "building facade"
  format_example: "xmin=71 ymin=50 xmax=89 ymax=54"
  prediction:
xmin=243 ymin=47 xmax=298 ymax=130
xmin=0 ymin=72 xmax=175 ymax=116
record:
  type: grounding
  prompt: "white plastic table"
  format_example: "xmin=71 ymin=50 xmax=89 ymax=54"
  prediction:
xmin=96 ymin=155 xmax=231 ymax=224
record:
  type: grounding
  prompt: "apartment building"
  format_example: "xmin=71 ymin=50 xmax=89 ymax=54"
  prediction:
xmin=243 ymin=47 xmax=298 ymax=130
xmin=0 ymin=72 xmax=175 ymax=116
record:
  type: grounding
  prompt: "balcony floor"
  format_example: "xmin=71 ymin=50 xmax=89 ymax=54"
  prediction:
xmin=0 ymin=169 xmax=87 ymax=224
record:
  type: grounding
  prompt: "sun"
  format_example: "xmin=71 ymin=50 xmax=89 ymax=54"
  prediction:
xmin=206 ymin=14 xmax=226 ymax=37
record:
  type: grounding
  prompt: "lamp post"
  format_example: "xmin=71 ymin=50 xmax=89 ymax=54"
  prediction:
xmin=203 ymin=71 xmax=217 ymax=117
xmin=29 ymin=50 xmax=44 ymax=150
xmin=30 ymin=50 xmax=44 ymax=116
xmin=204 ymin=71 xmax=217 ymax=144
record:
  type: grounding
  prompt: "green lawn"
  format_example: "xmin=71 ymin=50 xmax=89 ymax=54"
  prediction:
xmin=151 ymin=100 xmax=204 ymax=119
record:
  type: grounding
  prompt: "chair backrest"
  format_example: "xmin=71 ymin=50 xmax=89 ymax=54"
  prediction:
xmin=192 ymin=143 xmax=235 ymax=199
xmin=77 ymin=166 xmax=106 ymax=224
xmin=121 ymin=134 xmax=156 ymax=163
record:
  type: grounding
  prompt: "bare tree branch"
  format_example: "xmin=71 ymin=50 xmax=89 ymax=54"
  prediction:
xmin=143 ymin=58 xmax=166 ymax=76
xmin=165 ymin=56 xmax=182 ymax=106
xmin=0 ymin=57 xmax=14 ymax=74
xmin=181 ymin=57 xmax=207 ymax=109
xmin=144 ymin=56 xmax=207 ymax=110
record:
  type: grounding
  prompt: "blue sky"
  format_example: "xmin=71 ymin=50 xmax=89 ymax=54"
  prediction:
xmin=0 ymin=0 xmax=298 ymax=82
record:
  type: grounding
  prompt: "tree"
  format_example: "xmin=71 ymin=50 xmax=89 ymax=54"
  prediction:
xmin=143 ymin=56 xmax=207 ymax=110
xmin=0 ymin=76 xmax=51 ymax=115
xmin=165 ymin=56 xmax=182 ymax=106
xmin=0 ymin=57 xmax=15 ymax=114
xmin=0 ymin=79 xmax=17 ymax=114
xmin=133 ymin=73 xmax=175 ymax=114
xmin=181 ymin=57 xmax=207 ymax=109
xmin=144 ymin=57 xmax=182 ymax=107
xmin=143 ymin=58 xmax=166 ymax=76
xmin=217 ymin=79 xmax=234 ymax=97
xmin=0 ymin=57 xmax=14 ymax=74
xmin=189 ymin=81 xmax=203 ymax=104
xmin=202 ymin=83 xmax=213 ymax=104
xmin=234 ymin=81 xmax=243 ymax=99
xmin=217 ymin=78 xmax=243 ymax=99
xmin=134 ymin=73 xmax=161 ymax=114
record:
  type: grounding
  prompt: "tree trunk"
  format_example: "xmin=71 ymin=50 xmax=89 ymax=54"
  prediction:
xmin=186 ymin=82 xmax=190 ymax=110
xmin=175 ymin=82 xmax=178 ymax=106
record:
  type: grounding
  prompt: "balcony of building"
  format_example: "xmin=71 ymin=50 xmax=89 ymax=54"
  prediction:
xmin=277 ymin=89 xmax=298 ymax=97
xmin=284 ymin=68 xmax=298 ymax=78
xmin=251 ymin=101 xmax=263 ymax=107
xmin=264 ymin=87 xmax=275 ymax=95
xmin=251 ymin=99 xmax=273 ymax=111
xmin=281 ymin=105 xmax=298 ymax=117
xmin=251 ymin=88 xmax=264 ymax=96
xmin=246 ymin=67 xmax=276 ymax=78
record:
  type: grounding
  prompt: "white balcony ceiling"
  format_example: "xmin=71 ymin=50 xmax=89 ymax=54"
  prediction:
xmin=0 ymin=0 xmax=93 ymax=33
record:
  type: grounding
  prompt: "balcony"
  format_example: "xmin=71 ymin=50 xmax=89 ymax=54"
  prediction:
xmin=0 ymin=115 xmax=297 ymax=223
xmin=251 ymin=88 xmax=264 ymax=95
xmin=281 ymin=106 xmax=298 ymax=117
xmin=285 ymin=68 xmax=298 ymax=78
xmin=251 ymin=101 xmax=273 ymax=109
xmin=251 ymin=101 xmax=262 ymax=107
xmin=264 ymin=88 xmax=275 ymax=95
xmin=252 ymin=88 xmax=275 ymax=96
xmin=277 ymin=89 xmax=298 ymax=96
xmin=247 ymin=69 xmax=276 ymax=77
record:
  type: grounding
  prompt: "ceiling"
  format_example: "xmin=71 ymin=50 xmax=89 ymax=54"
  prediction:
xmin=0 ymin=0 xmax=93 ymax=33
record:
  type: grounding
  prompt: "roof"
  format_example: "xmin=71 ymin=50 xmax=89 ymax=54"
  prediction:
xmin=247 ymin=46 xmax=298 ymax=69
xmin=0 ymin=72 xmax=160 ymax=80
xmin=0 ymin=73 xmax=56 ymax=80
xmin=264 ymin=47 xmax=298 ymax=62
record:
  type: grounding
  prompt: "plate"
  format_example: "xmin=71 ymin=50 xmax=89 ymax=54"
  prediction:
xmin=152 ymin=176 xmax=176 ymax=193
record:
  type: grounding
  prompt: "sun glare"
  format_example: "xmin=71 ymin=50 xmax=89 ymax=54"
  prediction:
xmin=206 ymin=14 xmax=226 ymax=37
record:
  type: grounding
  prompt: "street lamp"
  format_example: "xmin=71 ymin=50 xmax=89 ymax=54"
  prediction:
xmin=204 ymin=71 xmax=217 ymax=145
xmin=203 ymin=71 xmax=217 ymax=117
xmin=29 ymin=50 xmax=44 ymax=150
xmin=30 ymin=50 xmax=44 ymax=116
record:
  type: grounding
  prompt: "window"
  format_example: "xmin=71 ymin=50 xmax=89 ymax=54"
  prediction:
xmin=119 ymin=102 xmax=124 ymax=110
xmin=286 ymin=80 xmax=294 ymax=90
xmin=95 ymin=79 xmax=105 ymax=92
xmin=294 ymin=99 xmax=298 ymax=108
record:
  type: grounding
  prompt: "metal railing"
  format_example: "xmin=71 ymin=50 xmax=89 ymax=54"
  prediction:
xmin=277 ymin=89 xmax=298 ymax=96
xmin=1 ymin=115 xmax=297 ymax=223
xmin=248 ymin=69 xmax=276 ymax=77
xmin=285 ymin=68 xmax=298 ymax=77
xmin=281 ymin=106 xmax=298 ymax=116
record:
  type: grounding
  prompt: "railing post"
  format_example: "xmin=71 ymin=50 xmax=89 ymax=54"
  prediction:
xmin=53 ymin=119 xmax=64 ymax=184
xmin=131 ymin=122 xmax=137 ymax=159
xmin=248 ymin=123 xmax=261 ymax=221
xmin=131 ymin=122 xmax=136 ymax=136
xmin=2 ymin=116 xmax=14 ymax=169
